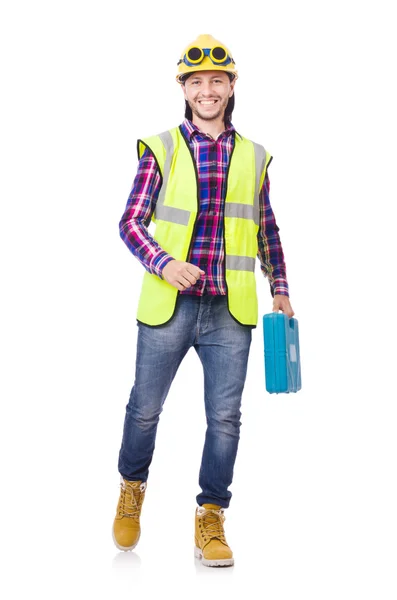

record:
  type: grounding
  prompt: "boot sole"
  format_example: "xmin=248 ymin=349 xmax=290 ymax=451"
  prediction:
xmin=112 ymin=526 xmax=140 ymax=552
xmin=194 ymin=546 xmax=234 ymax=567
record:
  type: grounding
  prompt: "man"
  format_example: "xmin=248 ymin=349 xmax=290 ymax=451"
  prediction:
xmin=113 ymin=33 xmax=294 ymax=567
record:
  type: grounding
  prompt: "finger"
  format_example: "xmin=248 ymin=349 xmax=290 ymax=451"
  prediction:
xmin=186 ymin=266 xmax=204 ymax=280
xmin=179 ymin=275 xmax=193 ymax=288
xmin=182 ymin=270 xmax=197 ymax=286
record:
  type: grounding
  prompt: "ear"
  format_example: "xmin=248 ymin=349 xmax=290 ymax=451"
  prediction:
xmin=229 ymin=78 xmax=236 ymax=97
xmin=181 ymin=83 xmax=188 ymax=100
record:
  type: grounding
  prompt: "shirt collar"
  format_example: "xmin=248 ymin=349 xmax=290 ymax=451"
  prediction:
xmin=181 ymin=118 xmax=241 ymax=141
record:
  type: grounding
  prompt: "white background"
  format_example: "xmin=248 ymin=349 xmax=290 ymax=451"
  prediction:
xmin=1 ymin=0 xmax=396 ymax=598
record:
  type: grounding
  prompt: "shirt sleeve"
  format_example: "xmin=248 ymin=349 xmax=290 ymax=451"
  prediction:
xmin=257 ymin=171 xmax=290 ymax=297
xmin=119 ymin=147 xmax=174 ymax=278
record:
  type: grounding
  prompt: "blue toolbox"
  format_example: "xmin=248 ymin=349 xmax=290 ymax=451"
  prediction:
xmin=263 ymin=313 xmax=302 ymax=394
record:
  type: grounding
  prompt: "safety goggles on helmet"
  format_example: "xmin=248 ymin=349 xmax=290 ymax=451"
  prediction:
xmin=178 ymin=45 xmax=235 ymax=68
xmin=176 ymin=34 xmax=238 ymax=83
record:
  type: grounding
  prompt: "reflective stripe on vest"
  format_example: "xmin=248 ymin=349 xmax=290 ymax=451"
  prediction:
xmin=135 ymin=126 xmax=272 ymax=327
xmin=226 ymin=255 xmax=256 ymax=271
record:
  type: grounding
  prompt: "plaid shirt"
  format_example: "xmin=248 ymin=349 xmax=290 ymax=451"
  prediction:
xmin=119 ymin=119 xmax=289 ymax=297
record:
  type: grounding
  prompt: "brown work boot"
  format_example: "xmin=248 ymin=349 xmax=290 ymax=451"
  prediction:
xmin=112 ymin=477 xmax=147 ymax=551
xmin=194 ymin=503 xmax=234 ymax=567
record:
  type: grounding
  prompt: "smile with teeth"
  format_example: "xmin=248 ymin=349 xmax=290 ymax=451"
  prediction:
xmin=198 ymin=99 xmax=218 ymax=105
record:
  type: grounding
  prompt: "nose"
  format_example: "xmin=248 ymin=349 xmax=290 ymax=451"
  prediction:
xmin=199 ymin=81 xmax=217 ymax=96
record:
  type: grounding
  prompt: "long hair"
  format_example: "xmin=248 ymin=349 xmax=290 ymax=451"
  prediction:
xmin=182 ymin=72 xmax=236 ymax=124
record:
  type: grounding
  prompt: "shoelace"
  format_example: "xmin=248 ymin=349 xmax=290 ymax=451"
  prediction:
xmin=198 ymin=508 xmax=227 ymax=542
xmin=118 ymin=480 xmax=146 ymax=519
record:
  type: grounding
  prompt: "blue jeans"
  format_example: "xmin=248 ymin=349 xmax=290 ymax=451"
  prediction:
xmin=118 ymin=295 xmax=252 ymax=508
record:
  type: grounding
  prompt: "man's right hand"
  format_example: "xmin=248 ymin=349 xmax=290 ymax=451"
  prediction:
xmin=162 ymin=260 xmax=205 ymax=291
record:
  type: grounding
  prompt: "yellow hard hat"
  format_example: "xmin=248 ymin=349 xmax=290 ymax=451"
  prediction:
xmin=176 ymin=34 xmax=238 ymax=83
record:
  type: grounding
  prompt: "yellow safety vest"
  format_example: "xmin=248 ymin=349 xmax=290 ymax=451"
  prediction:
xmin=135 ymin=126 xmax=272 ymax=327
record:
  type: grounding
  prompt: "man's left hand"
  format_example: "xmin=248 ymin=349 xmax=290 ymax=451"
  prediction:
xmin=272 ymin=295 xmax=295 ymax=318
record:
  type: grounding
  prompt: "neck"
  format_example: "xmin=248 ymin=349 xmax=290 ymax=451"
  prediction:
xmin=191 ymin=114 xmax=227 ymax=139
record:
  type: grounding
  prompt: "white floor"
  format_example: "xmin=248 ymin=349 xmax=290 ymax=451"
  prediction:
xmin=3 ymin=346 xmax=396 ymax=600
